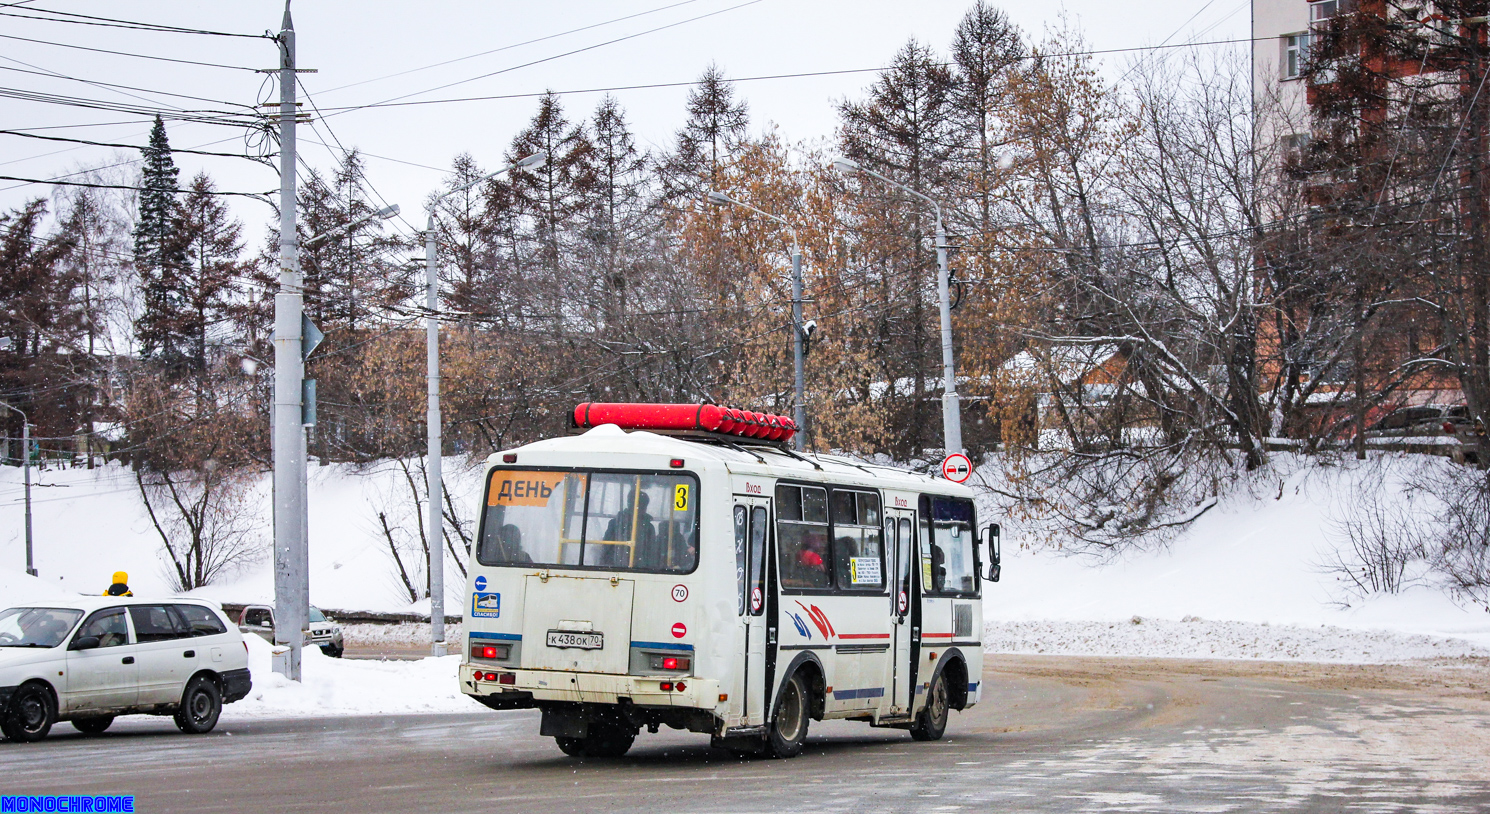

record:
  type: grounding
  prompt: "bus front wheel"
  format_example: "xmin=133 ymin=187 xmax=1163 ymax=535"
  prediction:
xmin=766 ymin=672 xmax=810 ymax=758
xmin=910 ymin=671 xmax=949 ymax=742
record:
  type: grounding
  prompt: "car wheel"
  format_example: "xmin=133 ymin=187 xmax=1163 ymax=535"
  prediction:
xmin=910 ymin=671 xmax=949 ymax=742
xmin=2 ymin=682 xmax=56 ymax=742
xmin=71 ymin=715 xmax=115 ymax=735
xmin=173 ymin=676 xmax=222 ymax=734
xmin=765 ymin=672 xmax=810 ymax=758
xmin=325 ymin=643 xmax=344 ymax=658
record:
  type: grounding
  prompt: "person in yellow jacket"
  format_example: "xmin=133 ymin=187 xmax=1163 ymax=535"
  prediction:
xmin=103 ymin=571 xmax=132 ymax=596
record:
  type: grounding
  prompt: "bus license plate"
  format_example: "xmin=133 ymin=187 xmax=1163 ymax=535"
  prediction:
xmin=546 ymin=630 xmax=603 ymax=650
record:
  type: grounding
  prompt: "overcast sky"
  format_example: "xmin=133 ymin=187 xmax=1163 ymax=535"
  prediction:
xmin=1 ymin=0 xmax=1250 ymax=242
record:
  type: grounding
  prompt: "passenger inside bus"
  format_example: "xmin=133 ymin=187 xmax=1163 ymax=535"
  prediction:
xmin=601 ymin=491 xmax=656 ymax=567
xmin=793 ymin=531 xmax=830 ymax=588
xmin=499 ymin=524 xmax=531 ymax=563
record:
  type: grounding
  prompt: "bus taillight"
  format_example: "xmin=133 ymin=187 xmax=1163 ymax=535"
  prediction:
xmin=473 ymin=643 xmax=511 ymax=661
xmin=649 ymin=654 xmax=690 ymax=671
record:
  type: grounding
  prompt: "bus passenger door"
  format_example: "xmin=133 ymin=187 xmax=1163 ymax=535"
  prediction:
xmin=734 ymin=498 xmax=771 ymax=727
xmin=885 ymin=509 xmax=916 ymax=716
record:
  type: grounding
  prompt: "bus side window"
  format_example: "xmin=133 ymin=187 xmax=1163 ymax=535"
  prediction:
xmin=748 ymin=506 xmax=768 ymax=615
xmin=734 ymin=505 xmax=748 ymax=616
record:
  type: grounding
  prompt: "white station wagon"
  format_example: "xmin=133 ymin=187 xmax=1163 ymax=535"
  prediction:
xmin=0 ymin=597 xmax=252 ymax=742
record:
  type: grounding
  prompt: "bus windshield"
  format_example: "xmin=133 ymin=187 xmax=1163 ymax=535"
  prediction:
xmin=477 ymin=469 xmax=699 ymax=574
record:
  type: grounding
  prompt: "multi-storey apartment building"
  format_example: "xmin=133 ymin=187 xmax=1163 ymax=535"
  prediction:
xmin=1249 ymin=0 xmax=1472 ymax=438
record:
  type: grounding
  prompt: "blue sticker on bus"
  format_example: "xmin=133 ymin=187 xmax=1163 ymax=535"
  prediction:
xmin=472 ymin=592 xmax=500 ymax=618
xmin=474 ymin=575 xmax=487 ymax=591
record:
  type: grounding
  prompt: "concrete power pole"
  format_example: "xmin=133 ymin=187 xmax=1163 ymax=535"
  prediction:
xmin=272 ymin=1 xmax=307 ymax=681
xmin=425 ymin=221 xmax=445 ymax=657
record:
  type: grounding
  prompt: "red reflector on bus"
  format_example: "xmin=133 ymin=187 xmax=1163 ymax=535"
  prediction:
xmin=675 ymin=681 xmax=686 ymax=692
xmin=670 ymin=458 xmax=684 ymax=468
xmin=659 ymin=682 xmax=673 ymax=692
xmin=498 ymin=673 xmax=516 ymax=685
xmin=502 ymin=453 xmax=517 ymax=463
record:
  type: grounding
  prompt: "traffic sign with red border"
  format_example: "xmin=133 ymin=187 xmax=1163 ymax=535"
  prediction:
xmin=941 ymin=453 xmax=972 ymax=483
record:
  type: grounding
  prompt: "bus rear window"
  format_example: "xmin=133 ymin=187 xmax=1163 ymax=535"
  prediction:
xmin=477 ymin=469 xmax=698 ymax=574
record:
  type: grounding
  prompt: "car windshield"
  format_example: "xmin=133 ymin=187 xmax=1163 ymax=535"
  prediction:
xmin=308 ymin=607 xmax=326 ymax=623
xmin=0 ymin=607 xmax=84 ymax=648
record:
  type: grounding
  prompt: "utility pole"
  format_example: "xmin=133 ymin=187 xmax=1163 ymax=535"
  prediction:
xmin=272 ymin=0 xmax=306 ymax=681
xmin=790 ymin=246 xmax=807 ymax=450
xmin=705 ymin=190 xmax=808 ymax=449
xmin=425 ymin=153 xmax=545 ymax=656
xmin=1 ymin=401 xmax=34 ymax=576
xmin=424 ymin=215 xmax=444 ymax=657
xmin=832 ymin=157 xmax=963 ymax=454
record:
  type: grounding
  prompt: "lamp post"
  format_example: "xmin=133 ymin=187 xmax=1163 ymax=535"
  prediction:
xmin=0 ymin=401 xmax=34 ymax=576
xmin=706 ymin=190 xmax=808 ymax=450
xmin=424 ymin=153 xmax=546 ymax=656
xmin=832 ymin=157 xmax=962 ymax=455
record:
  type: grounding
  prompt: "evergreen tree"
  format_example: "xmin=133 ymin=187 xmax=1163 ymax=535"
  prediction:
xmin=132 ymin=115 xmax=187 ymax=368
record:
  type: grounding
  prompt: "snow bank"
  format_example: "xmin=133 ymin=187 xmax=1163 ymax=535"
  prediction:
xmin=0 ymin=567 xmax=68 ymax=605
xmin=979 ymin=454 xmax=1490 ymax=652
xmin=225 ymin=631 xmax=480 ymax=718
xmin=985 ymin=618 xmax=1490 ymax=663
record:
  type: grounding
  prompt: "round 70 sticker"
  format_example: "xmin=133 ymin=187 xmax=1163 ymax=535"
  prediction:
xmin=671 ymin=584 xmax=689 ymax=602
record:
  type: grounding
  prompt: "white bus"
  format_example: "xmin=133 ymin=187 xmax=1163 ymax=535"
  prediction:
xmin=459 ymin=403 xmax=1001 ymax=758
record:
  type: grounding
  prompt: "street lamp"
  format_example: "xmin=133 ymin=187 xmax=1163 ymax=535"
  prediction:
xmin=424 ymin=152 xmax=546 ymax=656
xmin=706 ymin=190 xmax=809 ymax=450
xmin=832 ymin=157 xmax=963 ymax=455
xmin=0 ymin=401 xmax=35 ymax=577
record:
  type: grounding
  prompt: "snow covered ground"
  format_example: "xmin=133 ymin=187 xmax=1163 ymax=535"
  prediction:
xmin=224 ymin=634 xmax=479 ymax=719
xmin=6 ymin=451 xmax=1490 ymax=720
xmin=978 ymin=453 xmax=1490 ymax=659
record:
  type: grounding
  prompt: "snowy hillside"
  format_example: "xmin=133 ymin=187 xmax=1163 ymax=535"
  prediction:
xmin=977 ymin=453 xmax=1490 ymax=654
xmin=0 ymin=458 xmax=486 ymax=612
xmin=5 ymin=451 xmax=1489 ymax=661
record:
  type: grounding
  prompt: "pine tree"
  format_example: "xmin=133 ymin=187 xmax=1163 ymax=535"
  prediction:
xmin=133 ymin=115 xmax=187 ymax=368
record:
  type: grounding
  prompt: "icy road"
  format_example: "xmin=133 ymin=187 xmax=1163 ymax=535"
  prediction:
xmin=6 ymin=655 xmax=1490 ymax=812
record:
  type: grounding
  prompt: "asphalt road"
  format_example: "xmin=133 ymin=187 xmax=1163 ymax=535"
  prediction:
xmin=5 ymin=655 xmax=1490 ymax=813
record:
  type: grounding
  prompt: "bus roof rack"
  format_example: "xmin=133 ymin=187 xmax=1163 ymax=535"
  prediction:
xmin=568 ymin=403 xmax=798 ymax=449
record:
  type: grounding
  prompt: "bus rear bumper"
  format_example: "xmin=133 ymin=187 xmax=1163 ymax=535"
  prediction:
xmin=460 ymin=664 xmax=721 ymax=711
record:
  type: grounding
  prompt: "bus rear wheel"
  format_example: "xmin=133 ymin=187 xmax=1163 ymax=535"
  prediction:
xmin=555 ymin=719 xmax=636 ymax=758
xmin=910 ymin=671 xmax=949 ymax=742
xmin=766 ymin=672 xmax=810 ymax=758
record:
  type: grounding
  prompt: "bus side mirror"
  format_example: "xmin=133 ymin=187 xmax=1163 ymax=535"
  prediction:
xmin=984 ymin=523 xmax=1001 ymax=583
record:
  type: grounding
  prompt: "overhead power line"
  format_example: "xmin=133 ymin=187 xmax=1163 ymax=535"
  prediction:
xmin=324 ymin=0 xmax=766 ymax=118
xmin=0 ymin=62 xmax=261 ymax=110
xmin=0 ymin=173 xmax=272 ymax=198
xmin=313 ymin=35 xmax=1268 ymax=115
xmin=0 ymin=5 xmax=272 ymax=39
xmin=0 ymin=129 xmax=273 ymax=163
xmin=317 ymin=0 xmax=708 ymax=95
xmin=0 ymin=32 xmax=260 ymax=71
